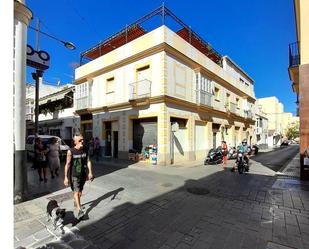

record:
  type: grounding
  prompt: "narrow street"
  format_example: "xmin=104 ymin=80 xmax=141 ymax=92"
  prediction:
xmin=251 ymin=145 xmax=299 ymax=172
xmin=14 ymin=147 xmax=309 ymax=249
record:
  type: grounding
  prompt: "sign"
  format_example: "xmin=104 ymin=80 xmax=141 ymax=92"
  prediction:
xmin=26 ymin=45 xmax=50 ymax=70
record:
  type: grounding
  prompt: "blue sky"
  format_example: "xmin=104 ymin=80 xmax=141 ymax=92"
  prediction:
xmin=26 ymin=0 xmax=297 ymax=114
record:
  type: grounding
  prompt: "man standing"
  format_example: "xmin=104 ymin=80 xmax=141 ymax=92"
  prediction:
xmin=64 ymin=134 xmax=94 ymax=219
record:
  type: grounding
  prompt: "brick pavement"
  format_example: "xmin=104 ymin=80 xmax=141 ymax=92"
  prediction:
xmin=14 ymin=154 xmax=309 ymax=249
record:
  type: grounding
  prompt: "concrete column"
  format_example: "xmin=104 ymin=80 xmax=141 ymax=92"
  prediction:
xmin=14 ymin=0 xmax=32 ymax=203
xmin=157 ymin=104 xmax=169 ymax=165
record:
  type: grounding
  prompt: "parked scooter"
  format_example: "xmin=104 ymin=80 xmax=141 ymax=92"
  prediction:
xmin=236 ymin=151 xmax=249 ymax=174
xmin=204 ymin=146 xmax=223 ymax=165
xmin=250 ymin=145 xmax=259 ymax=155
xmin=227 ymin=146 xmax=237 ymax=160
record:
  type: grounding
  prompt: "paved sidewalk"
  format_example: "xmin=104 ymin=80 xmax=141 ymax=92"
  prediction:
xmin=15 ymin=156 xmax=309 ymax=249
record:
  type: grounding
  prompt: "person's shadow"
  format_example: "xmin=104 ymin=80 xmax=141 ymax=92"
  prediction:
xmin=63 ymin=187 xmax=125 ymax=226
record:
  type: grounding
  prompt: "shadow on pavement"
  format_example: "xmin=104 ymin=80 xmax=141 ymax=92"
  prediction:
xmin=24 ymin=158 xmax=135 ymax=202
xmin=37 ymin=166 xmax=309 ymax=249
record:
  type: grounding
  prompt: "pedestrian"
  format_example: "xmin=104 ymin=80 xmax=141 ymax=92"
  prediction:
xmin=64 ymin=134 xmax=94 ymax=219
xmin=94 ymin=137 xmax=100 ymax=161
xmin=88 ymin=138 xmax=94 ymax=158
xmin=48 ymin=137 xmax=60 ymax=178
xmin=222 ymin=141 xmax=228 ymax=165
xmin=34 ymin=137 xmax=49 ymax=182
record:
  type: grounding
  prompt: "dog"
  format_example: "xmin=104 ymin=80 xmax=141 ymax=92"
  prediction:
xmin=46 ymin=199 xmax=66 ymax=230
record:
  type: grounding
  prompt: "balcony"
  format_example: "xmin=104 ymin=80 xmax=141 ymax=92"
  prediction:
xmin=244 ymin=110 xmax=253 ymax=120
xmin=288 ymin=42 xmax=300 ymax=94
xmin=26 ymin=113 xmax=34 ymax=121
xmin=196 ymin=90 xmax=213 ymax=108
xmin=129 ymin=79 xmax=151 ymax=100
xmin=75 ymin=96 xmax=92 ymax=110
xmin=289 ymin=42 xmax=300 ymax=67
xmin=225 ymin=102 xmax=237 ymax=114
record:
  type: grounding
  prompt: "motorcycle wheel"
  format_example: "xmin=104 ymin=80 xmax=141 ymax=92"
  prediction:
xmin=204 ymin=159 xmax=210 ymax=165
xmin=238 ymin=164 xmax=244 ymax=174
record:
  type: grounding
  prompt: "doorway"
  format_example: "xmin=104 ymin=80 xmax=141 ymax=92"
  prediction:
xmin=105 ymin=122 xmax=112 ymax=157
xmin=113 ymin=131 xmax=118 ymax=158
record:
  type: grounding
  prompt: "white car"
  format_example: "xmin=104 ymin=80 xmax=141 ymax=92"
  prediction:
xmin=26 ymin=135 xmax=70 ymax=161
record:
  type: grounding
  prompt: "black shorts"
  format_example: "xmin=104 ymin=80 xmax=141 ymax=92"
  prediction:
xmin=35 ymin=160 xmax=48 ymax=169
xmin=70 ymin=176 xmax=86 ymax=192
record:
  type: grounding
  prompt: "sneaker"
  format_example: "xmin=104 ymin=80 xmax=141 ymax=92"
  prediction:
xmin=230 ymin=168 xmax=235 ymax=172
xmin=44 ymin=178 xmax=48 ymax=183
xmin=77 ymin=209 xmax=85 ymax=220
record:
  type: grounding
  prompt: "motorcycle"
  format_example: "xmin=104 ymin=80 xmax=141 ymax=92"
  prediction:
xmin=236 ymin=152 xmax=249 ymax=174
xmin=204 ymin=146 xmax=223 ymax=165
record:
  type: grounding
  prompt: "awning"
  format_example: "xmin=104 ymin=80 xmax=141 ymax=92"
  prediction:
xmin=39 ymin=92 xmax=68 ymax=105
xmin=39 ymin=119 xmax=63 ymax=127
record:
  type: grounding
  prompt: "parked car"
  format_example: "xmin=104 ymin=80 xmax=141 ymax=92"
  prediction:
xmin=280 ymin=140 xmax=289 ymax=147
xmin=26 ymin=135 xmax=70 ymax=161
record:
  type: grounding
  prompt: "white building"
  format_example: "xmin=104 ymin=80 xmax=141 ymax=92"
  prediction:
xmin=26 ymin=82 xmax=80 ymax=145
xmin=255 ymin=105 xmax=268 ymax=149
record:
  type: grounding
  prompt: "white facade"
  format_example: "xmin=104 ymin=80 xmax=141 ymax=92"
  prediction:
xmin=74 ymin=25 xmax=256 ymax=164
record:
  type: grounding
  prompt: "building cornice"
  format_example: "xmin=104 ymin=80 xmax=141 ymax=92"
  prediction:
xmin=14 ymin=0 xmax=32 ymax=26
xmin=75 ymin=42 xmax=255 ymax=103
xmin=80 ymin=94 xmax=255 ymax=125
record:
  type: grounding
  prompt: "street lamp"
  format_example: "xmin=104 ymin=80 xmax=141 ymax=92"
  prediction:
xmin=28 ymin=26 xmax=76 ymax=50
xmin=28 ymin=18 xmax=76 ymax=137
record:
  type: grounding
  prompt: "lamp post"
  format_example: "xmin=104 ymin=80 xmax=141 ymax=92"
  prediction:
xmin=29 ymin=18 xmax=76 ymax=137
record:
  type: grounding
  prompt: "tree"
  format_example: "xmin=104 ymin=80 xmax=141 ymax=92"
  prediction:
xmin=285 ymin=123 xmax=300 ymax=140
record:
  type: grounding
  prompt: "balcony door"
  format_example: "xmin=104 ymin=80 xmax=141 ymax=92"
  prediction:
xmin=136 ymin=65 xmax=150 ymax=98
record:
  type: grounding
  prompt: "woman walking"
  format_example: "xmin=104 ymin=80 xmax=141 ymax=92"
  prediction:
xmin=48 ymin=137 xmax=61 ymax=178
xmin=222 ymin=141 xmax=228 ymax=165
xmin=34 ymin=137 xmax=49 ymax=182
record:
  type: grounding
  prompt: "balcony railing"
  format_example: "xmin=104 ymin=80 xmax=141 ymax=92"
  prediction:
xmin=26 ymin=113 xmax=34 ymax=121
xmin=196 ymin=90 xmax=213 ymax=107
xmin=289 ymin=42 xmax=300 ymax=67
xmin=75 ymin=96 xmax=92 ymax=110
xmin=225 ymin=102 xmax=237 ymax=114
xmin=244 ymin=110 xmax=253 ymax=119
xmin=129 ymin=79 xmax=151 ymax=100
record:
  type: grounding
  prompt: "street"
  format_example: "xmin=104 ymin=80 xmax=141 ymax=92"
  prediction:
xmin=14 ymin=146 xmax=309 ymax=249
xmin=251 ymin=145 xmax=299 ymax=172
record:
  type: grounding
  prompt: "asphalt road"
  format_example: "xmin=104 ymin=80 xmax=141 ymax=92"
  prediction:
xmin=251 ymin=144 xmax=299 ymax=172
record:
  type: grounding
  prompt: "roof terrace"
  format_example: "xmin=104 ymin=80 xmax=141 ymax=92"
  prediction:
xmin=80 ymin=4 xmax=222 ymax=66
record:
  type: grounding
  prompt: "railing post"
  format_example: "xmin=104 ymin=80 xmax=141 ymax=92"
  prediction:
xmin=162 ymin=2 xmax=165 ymax=25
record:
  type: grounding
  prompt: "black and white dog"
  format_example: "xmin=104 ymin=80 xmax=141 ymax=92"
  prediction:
xmin=46 ymin=199 xmax=66 ymax=230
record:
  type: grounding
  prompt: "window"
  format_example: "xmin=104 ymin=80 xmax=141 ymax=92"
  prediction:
xmin=76 ymin=82 xmax=89 ymax=99
xmin=106 ymin=77 xmax=115 ymax=94
xmin=225 ymin=93 xmax=230 ymax=107
xmin=214 ymin=87 xmax=220 ymax=100
xmin=236 ymin=98 xmax=240 ymax=108
xmin=196 ymin=73 xmax=212 ymax=93
xmin=239 ymin=78 xmax=244 ymax=84
xmin=137 ymin=65 xmax=150 ymax=81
